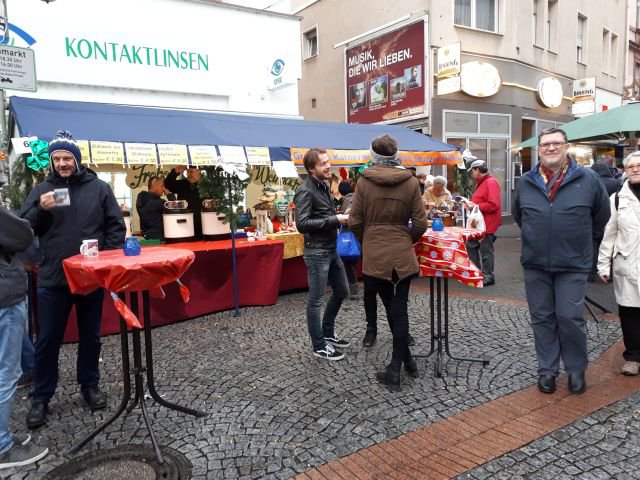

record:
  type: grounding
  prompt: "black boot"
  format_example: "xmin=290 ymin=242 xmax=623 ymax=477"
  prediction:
xmin=362 ymin=329 xmax=377 ymax=347
xmin=26 ymin=401 xmax=48 ymax=429
xmin=376 ymin=364 xmax=401 ymax=391
xmin=404 ymin=357 xmax=419 ymax=378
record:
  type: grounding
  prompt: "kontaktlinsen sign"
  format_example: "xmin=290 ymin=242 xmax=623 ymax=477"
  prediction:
xmin=345 ymin=20 xmax=427 ymax=124
xmin=0 ymin=45 xmax=36 ymax=92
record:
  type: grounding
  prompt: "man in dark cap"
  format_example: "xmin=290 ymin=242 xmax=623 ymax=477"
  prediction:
xmin=20 ymin=130 xmax=126 ymax=428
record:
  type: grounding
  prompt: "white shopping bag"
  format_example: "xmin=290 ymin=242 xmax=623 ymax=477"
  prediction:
xmin=466 ymin=205 xmax=486 ymax=232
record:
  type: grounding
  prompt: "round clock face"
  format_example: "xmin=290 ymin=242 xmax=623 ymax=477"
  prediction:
xmin=537 ymin=77 xmax=564 ymax=108
xmin=460 ymin=61 xmax=502 ymax=98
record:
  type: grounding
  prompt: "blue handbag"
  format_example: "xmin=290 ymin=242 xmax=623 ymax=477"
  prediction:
xmin=336 ymin=226 xmax=361 ymax=260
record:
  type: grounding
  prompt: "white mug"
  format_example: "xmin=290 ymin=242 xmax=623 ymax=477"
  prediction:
xmin=80 ymin=239 xmax=99 ymax=258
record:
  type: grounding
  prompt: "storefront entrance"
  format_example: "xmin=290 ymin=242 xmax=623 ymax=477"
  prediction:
xmin=441 ymin=110 xmax=511 ymax=215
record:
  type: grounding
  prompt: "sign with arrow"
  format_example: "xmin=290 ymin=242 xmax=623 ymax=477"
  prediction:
xmin=0 ymin=44 xmax=36 ymax=92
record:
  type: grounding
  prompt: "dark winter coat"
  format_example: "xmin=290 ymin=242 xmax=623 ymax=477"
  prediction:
xmin=348 ymin=165 xmax=428 ymax=282
xmin=136 ymin=191 xmax=165 ymax=240
xmin=0 ymin=207 xmax=34 ymax=307
xmin=164 ymin=169 xmax=202 ymax=237
xmin=513 ymin=157 xmax=611 ymax=273
xmin=591 ymin=162 xmax=621 ymax=197
xmin=20 ymin=166 xmax=126 ymax=288
xmin=294 ymin=175 xmax=341 ymax=252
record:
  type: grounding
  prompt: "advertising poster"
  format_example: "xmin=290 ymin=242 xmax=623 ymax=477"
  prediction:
xmin=345 ymin=21 xmax=426 ymax=124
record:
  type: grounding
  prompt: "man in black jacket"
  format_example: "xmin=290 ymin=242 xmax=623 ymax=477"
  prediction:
xmin=0 ymin=207 xmax=49 ymax=469
xmin=513 ymin=128 xmax=610 ymax=396
xmin=136 ymin=176 xmax=167 ymax=240
xmin=164 ymin=165 xmax=202 ymax=238
xmin=20 ymin=131 xmax=125 ymax=428
xmin=294 ymin=149 xmax=350 ymax=361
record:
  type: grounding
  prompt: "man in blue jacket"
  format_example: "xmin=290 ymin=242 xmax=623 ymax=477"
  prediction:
xmin=20 ymin=131 xmax=125 ymax=428
xmin=513 ymin=128 xmax=610 ymax=395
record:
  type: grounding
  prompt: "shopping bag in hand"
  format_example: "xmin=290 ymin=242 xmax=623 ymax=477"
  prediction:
xmin=466 ymin=205 xmax=486 ymax=232
xmin=336 ymin=226 xmax=361 ymax=260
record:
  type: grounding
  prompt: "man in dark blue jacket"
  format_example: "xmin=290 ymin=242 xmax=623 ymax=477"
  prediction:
xmin=20 ymin=131 xmax=125 ymax=428
xmin=294 ymin=149 xmax=350 ymax=361
xmin=513 ymin=128 xmax=610 ymax=395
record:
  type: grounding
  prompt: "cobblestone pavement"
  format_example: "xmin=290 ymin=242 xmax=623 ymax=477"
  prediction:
xmin=456 ymin=391 xmax=640 ymax=480
xmin=3 ymin=223 xmax=632 ymax=480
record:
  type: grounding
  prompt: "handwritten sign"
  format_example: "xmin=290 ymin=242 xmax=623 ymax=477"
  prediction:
xmin=90 ymin=141 xmax=124 ymax=165
xmin=157 ymin=144 xmax=189 ymax=166
xmin=218 ymin=145 xmax=247 ymax=165
xmin=125 ymin=143 xmax=158 ymax=165
xmin=188 ymin=145 xmax=217 ymax=166
xmin=77 ymin=140 xmax=91 ymax=164
xmin=245 ymin=146 xmax=271 ymax=166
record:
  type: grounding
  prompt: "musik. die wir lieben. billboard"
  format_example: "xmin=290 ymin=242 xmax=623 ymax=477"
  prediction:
xmin=345 ymin=21 xmax=427 ymax=124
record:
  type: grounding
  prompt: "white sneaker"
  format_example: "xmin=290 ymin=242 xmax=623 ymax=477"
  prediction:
xmin=621 ymin=361 xmax=640 ymax=376
xmin=0 ymin=442 xmax=48 ymax=470
xmin=313 ymin=344 xmax=344 ymax=361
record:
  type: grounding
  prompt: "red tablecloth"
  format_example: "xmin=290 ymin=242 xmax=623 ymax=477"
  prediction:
xmin=415 ymin=227 xmax=485 ymax=288
xmin=62 ymin=239 xmax=285 ymax=342
xmin=63 ymin=247 xmax=195 ymax=295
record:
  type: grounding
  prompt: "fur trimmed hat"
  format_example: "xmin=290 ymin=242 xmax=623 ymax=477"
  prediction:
xmin=48 ymin=130 xmax=82 ymax=167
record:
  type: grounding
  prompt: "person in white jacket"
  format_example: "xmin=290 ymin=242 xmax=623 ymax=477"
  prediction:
xmin=598 ymin=151 xmax=640 ymax=376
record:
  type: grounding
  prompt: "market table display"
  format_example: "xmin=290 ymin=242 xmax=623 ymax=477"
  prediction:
xmin=62 ymin=239 xmax=285 ymax=342
xmin=414 ymin=226 xmax=489 ymax=377
xmin=265 ymin=232 xmax=309 ymax=291
xmin=62 ymin=247 xmax=206 ymax=463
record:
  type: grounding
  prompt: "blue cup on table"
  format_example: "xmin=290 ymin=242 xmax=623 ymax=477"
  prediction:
xmin=123 ymin=237 xmax=141 ymax=256
xmin=432 ymin=217 xmax=444 ymax=232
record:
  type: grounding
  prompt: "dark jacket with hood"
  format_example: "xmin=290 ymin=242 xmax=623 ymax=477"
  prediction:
xmin=0 ymin=207 xmax=34 ymax=307
xmin=136 ymin=191 xmax=165 ymax=240
xmin=348 ymin=165 xmax=428 ymax=281
xmin=294 ymin=175 xmax=341 ymax=252
xmin=164 ymin=168 xmax=202 ymax=238
xmin=513 ymin=157 xmax=610 ymax=273
xmin=20 ymin=163 xmax=126 ymax=288
xmin=591 ymin=161 xmax=621 ymax=197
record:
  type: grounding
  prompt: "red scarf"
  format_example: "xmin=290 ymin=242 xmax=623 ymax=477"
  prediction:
xmin=539 ymin=161 xmax=568 ymax=201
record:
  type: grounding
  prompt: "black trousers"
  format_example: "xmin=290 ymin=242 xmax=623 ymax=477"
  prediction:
xmin=619 ymin=305 xmax=640 ymax=362
xmin=363 ymin=274 xmax=412 ymax=368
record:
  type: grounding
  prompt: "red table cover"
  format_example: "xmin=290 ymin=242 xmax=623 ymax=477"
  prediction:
xmin=415 ymin=227 xmax=485 ymax=288
xmin=63 ymin=247 xmax=195 ymax=295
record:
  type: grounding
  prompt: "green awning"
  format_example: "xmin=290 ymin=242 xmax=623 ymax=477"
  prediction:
xmin=512 ymin=102 xmax=640 ymax=149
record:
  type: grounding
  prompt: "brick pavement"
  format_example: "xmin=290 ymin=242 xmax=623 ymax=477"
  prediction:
xmin=3 ymin=223 xmax=636 ymax=480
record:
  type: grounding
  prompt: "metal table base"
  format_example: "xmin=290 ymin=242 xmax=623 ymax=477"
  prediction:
xmin=414 ymin=277 xmax=490 ymax=378
xmin=67 ymin=291 xmax=207 ymax=463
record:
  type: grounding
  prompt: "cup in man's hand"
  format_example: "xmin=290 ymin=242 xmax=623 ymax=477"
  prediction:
xmin=53 ymin=188 xmax=70 ymax=207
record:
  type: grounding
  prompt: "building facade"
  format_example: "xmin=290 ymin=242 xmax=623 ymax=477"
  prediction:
xmin=293 ymin=0 xmax=627 ymax=215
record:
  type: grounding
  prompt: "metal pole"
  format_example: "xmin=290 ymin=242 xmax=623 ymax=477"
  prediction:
xmin=228 ymin=175 xmax=240 ymax=317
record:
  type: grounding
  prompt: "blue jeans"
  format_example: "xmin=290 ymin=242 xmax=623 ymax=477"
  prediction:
xmin=33 ymin=287 xmax=104 ymax=403
xmin=303 ymin=250 xmax=349 ymax=351
xmin=0 ymin=300 xmax=27 ymax=454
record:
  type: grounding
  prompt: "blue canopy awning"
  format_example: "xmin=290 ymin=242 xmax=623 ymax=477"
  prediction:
xmin=9 ymin=96 xmax=458 ymax=163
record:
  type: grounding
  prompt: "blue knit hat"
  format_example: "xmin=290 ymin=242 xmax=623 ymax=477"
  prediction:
xmin=48 ymin=130 xmax=82 ymax=168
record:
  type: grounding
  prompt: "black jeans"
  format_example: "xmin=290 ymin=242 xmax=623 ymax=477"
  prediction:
xmin=343 ymin=260 xmax=358 ymax=285
xmin=362 ymin=274 xmax=412 ymax=369
xmin=619 ymin=305 xmax=640 ymax=362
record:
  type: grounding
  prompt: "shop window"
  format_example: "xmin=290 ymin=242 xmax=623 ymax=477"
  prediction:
xmin=303 ymin=27 xmax=318 ymax=60
xmin=577 ymin=14 xmax=587 ymax=64
xmin=454 ymin=0 xmax=499 ymax=33
xmin=479 ymin=114 xmax=509 ymax=135
xmin=444 ymin=112 xmax=478 ymax=134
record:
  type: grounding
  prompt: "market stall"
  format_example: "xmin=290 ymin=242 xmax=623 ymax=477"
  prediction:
xmin=8 ymin=96 xmax=461 ymax=341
